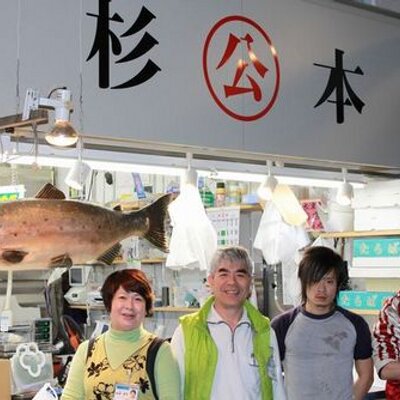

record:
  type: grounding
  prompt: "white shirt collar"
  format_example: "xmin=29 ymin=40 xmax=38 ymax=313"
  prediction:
xmin=207 ymin=302 xmax=250 ymax=325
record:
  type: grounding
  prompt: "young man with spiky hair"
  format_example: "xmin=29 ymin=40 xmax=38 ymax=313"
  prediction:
xmin=271 ymin=246 xmax=373 ymax=400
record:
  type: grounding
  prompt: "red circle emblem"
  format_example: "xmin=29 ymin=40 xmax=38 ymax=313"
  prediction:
xmin=203 ymin=16 xmax=280 ymax=121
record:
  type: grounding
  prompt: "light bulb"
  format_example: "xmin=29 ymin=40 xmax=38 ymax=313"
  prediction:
xmin=45 ymin=120 xmax=78 ymax=147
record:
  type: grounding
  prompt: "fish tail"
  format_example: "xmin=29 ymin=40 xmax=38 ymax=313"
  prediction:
xmin=141 ymin=193 xmax=173 ymax=252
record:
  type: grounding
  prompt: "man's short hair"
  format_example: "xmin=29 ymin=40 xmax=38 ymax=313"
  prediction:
xmin=298 ymin=246 xmax=346 ymax=304
xmin=209 ymin=246 xmax=253 ymax=276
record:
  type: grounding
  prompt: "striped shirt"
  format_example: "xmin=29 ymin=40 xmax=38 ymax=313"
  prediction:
xmin=373 ymin=290 xmax=400 ymax=400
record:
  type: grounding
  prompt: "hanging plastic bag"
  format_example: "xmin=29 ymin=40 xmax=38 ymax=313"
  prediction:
xmin=11 ymin=342 xmax=54 ymax=394
xmin=254 ymin=202 xmax=310 ymax=265
xmin=167 ymin=185 xmax=217 ymax=271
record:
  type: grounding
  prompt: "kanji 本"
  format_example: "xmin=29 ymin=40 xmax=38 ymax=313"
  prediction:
xmin=314 ymin=49 xmax=364 ymax=123
xmin=87 ymin=0 xmax=161 ymax=89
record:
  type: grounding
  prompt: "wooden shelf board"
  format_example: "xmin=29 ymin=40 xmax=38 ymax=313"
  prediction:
xmin=206 ymin=204 xmax=262 ymax=213
xmin=320 ymin=230 xmax=400 ymax=238
xmin=69 ymin=304 xmax=197 ymax=313
xmin=140 ymin=258 xmax=166 ymax=264
xmin=346 ymin=309 xmax=379 ymax=315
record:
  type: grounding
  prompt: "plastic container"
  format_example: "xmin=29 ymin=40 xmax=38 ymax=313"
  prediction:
xmin=227 ymin=182 xmax=241 ymax=205
xmin=198 ymin=177 xmax=215 ymax=208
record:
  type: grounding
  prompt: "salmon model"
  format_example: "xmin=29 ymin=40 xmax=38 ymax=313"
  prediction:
xmin=0 ymin=183 xmax=173 ymax=271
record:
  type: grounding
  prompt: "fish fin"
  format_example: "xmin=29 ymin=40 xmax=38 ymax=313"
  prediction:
xmin=35 ymin=183 xmax=66 ymax=200
xmin=96 ymin=243 xmax=122 ymax=265
xmin=49 ymin=254 xmax=73 ymax=269
xmin=113 ymin=204 xmax=122 ymax=211
xmin=2 ymin=250 xmax=28 ymax=264
xmin=141 ymin=193 xmax=173 ymax=253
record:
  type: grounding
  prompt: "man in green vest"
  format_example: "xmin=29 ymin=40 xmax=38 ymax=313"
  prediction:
xmin=171 ymin=245 xmax=286 ymax=400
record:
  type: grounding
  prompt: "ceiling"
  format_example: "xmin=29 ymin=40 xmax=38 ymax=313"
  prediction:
xmin=335 ymin=0 xmax=400 ymax=18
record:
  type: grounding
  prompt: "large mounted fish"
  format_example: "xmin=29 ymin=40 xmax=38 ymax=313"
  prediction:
xmin=0 ymin=183 xmax=173 ymax=271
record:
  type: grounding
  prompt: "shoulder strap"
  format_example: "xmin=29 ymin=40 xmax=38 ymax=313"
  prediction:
xmin=86 ymin=337 xmax=96 ymax=363
xmin=146 ymin=337 xmax=168 ymax=400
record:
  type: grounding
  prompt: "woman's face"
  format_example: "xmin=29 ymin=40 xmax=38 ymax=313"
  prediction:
xmin=110 ymin=286 xmax=146 ymax=331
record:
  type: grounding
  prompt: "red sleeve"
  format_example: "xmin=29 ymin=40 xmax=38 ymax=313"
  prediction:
xmin=373 ymin=292 xmax=400 ymax=373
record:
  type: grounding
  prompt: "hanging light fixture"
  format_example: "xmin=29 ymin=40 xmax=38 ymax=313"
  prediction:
xmin=257 ymin=160 xmax=278 ymax=200
xmin=65 ymin=137 xmax=91 ymax=191
xmin=182 ymin=152 xmax=198 ymax=187
xmin=336 ymin=168 xmax=354 ymax=206
xmin=22 ymin=88 xmax=78 ymax=147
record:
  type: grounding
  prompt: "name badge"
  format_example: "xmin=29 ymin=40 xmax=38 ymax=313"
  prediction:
xmin=113 ymin=383 xmax=139 ymax=400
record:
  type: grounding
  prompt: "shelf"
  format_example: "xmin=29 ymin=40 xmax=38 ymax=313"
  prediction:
xmin=140 ymin=258 xmax=166 ymax=264
xmin=238 ymin=204 xmax=263 ymax=213
xmin=320 ymin=229 xmax=400 ymax=238
xmin=349 ymin=268 xmax=400 ymax=278
xmin=206 ymin=204 xmax=263 ymax=213
xmin=69 ymin=304 xmax=197 ymax=313
xmin=153 ymin=306 xmax=198 ymax=313
xmin=346 ymin=309 xmax=379 ymax=316
xmin=69 ymin=304 xmax=104 ymax=310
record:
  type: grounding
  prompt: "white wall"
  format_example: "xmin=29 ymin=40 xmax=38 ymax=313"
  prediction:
xmin=0 ymin=0 xmax=399 ymax=167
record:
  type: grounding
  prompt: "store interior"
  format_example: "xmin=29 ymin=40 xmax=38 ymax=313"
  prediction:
xmin=0 ymin=125 xmax=398 ymax=396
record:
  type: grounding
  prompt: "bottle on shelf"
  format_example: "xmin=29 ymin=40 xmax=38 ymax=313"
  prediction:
xmin=198 ymin=177 xmax=215 ymax=208
xmin=227 ymin=181 xmax=241 ymax=205
xmin=215 ymin=181 xmax=226 ymax=207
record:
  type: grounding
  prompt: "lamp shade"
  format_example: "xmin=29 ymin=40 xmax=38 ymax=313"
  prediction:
xmin=45 ymin=120 xmax=78 ymax=147
xmin=336 ymin=181 xmax=354 ymax=206
xmin=257 ymin=175 xmax=278 ymax=200
xmin=183 ymin=168 xmax=198 ymax=187
xmin=65 ymin=160 xmax=91 ymax=190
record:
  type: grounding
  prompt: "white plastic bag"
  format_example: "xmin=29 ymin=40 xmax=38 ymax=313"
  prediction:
xmin=167 ymin=185 xmax=217 ymax=271
xmin=32 ymin=383 xmax=58 ymax=400
xmin=11 ymin=342 xmax=54 ymax=394
xmin=254 ymin=202 xmax=310 ymax=265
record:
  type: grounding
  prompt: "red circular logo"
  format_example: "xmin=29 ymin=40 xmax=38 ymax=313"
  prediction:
xmin=203 ymin=16 xmax=280 ymax=121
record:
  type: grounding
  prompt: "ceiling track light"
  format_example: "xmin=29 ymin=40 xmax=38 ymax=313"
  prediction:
xmin=64 ymin=137 xmax=91 ymax=191
xmin=183 ymin=152 xmax=198 ymax=187
xmin=22 ymin=88 xmax=78 ymax=147
xmin=336 ymin=167 xmax=354 ymax=206
xmin=257 ymin=160 xmax=278 ymax=200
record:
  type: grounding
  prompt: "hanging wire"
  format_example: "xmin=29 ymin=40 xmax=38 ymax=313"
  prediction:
xmin=15 ymin=0 xmax=21 ymax=114
xmin=47 ymin=86 xmax=67 ymax=99
xmin=79 ymin=0 xmax=84 ymax=133
xmin=32 ymin=122 xmax=39 ymax=169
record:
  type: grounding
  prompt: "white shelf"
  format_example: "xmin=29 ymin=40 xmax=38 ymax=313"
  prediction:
xmin=349 ymin=268 xmax=400 ymax=278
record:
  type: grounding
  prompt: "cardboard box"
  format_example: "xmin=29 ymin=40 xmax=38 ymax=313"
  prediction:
xmin=0 ymin=359 xmax=12 ymax=400
xmin=354 ymin=207 xmax=400 ymax=231
xmin=353 ymin=180 xmax=400 ymax=209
